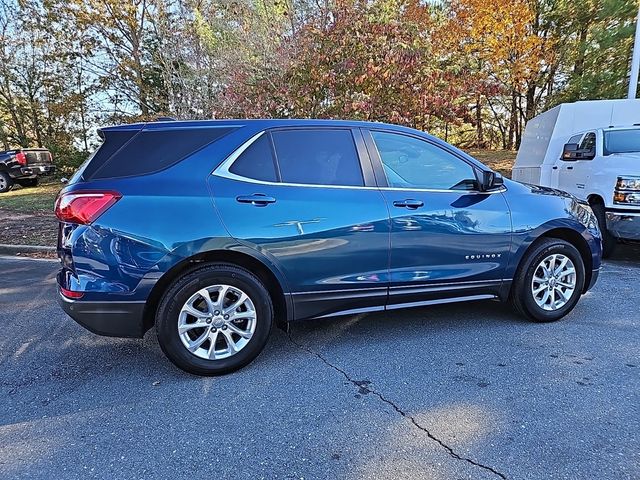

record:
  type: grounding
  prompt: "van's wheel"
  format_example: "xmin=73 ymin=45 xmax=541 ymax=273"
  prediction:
xmin=156 ymin=264 xmax=273 ymax=376
xmin=590 ymin=202 xmax=616 ymax=258
xmin=0 ymin=172 xmax=13 ymax=193
xmin=510 ymin=238 xmax=585 ymax=322
xmin=17 ymin=177 xmax=39 ymax=188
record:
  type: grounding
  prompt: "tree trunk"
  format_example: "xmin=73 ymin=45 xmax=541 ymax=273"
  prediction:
xmin=573 ymin=25 xmax=589 ymax=77
xmin=0 ymin=120 xmax=9 ymax=151
xmin=475 ymin=93 xmax=484 ymax=148
xmin=507 ymin=90 xmax=517 ymax=150
xmin=525 ymin=82 xmax=536 ymax=121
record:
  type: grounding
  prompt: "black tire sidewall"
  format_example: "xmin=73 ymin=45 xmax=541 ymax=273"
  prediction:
xmin=0 ymin=172 xmax=13 ymax=193
xmin=517 ymin=240 xmax=585 ymax=322
xmin=591 ymin=203 xmax=615 ymax=258
xmin=156 ymin=265 xmax=273 ymax=375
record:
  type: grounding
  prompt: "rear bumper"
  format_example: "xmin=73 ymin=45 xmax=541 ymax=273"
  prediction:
xmin=57 ymin=290 xmax=145 ymax=338
xmin=9 ymin=165 xmax=56 ymax=179
xmin=606 ymin=209 xmax=640 ymax=240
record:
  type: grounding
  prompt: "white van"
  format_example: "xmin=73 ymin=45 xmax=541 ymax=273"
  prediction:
xmin=513 ymin=99 xmax=640 ymax=256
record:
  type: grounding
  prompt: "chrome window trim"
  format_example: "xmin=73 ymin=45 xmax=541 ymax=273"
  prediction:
xmin=213 ymin=129 xmax=506 ymax=195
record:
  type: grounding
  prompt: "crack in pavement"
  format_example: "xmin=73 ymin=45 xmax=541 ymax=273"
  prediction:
xmin=288 ymin=333 xmax=508 ymax=480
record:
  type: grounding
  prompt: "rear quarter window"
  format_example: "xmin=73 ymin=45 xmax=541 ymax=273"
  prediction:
xmin=87 ymin=127 xmax=236 ymax=180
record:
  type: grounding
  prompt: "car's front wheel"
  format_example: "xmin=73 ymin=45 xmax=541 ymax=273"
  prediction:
xmin=510 ymin=238 xmax=585 ymax=322
xmin=156 ymin=264 xmax=273 ymax=375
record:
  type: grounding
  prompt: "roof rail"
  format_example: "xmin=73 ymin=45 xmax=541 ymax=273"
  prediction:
xmin=153 ymin=116 xmax=176 ymax=122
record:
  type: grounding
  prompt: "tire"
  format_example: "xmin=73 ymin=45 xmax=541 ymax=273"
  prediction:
xmin=17 ymin=177 xmax=39 ymax=188
xmin=0 ymin=172 xmax=13 ymax=193
xmin=510 ymin=238 xmax=585 ymax=322
xmin=591 ymin=202 xmax=616 ymax=258
xmin=156 ymin=263 xmax=273 ymax=376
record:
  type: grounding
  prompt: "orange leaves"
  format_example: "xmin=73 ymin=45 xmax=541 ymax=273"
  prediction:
xmin=447 ymin=0 xmax=550 ymax=89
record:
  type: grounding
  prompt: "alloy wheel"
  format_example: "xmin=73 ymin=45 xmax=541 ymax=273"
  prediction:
xmin=178 ymin=284 xmax=257 ymax=360
xmin=531 ymin=253 xmax=576 ymax=311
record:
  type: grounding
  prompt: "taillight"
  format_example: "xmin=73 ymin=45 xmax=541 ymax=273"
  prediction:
xmin=54 ymin=191 xmax=121 ymax=224
xmin=60 ymin=286 xmax=83 ymax=299
xmin=15 ymin=151 xmax=26 ymax=166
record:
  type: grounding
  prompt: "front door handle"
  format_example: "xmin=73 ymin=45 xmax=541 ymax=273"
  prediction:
xmin=236 ymin=194 xmax=276 ymax=206
xmin=393 ymin=199 xmax=424 ymax=209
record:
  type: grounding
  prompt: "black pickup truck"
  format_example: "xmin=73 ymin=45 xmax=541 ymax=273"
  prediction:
xmin=0 ymin=148 xmax=56 ymax=193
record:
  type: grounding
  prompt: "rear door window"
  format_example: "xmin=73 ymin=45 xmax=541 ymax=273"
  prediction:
xmin=229 ymin=134 xmax=278 ymax=182
xmin=270 ymin=129 xmax=364 ymax=187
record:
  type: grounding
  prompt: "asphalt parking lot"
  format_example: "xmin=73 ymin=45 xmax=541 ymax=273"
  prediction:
xmin=1 ymin=247 xmax=639 ymax=480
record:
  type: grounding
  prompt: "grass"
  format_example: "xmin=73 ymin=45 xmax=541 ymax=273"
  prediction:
xmin=0 ymin=180 xmax=62 ymax=214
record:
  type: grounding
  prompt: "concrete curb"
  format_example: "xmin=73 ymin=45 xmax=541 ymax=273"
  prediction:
xmin=0 ymin=243 xmax=56 ymax=255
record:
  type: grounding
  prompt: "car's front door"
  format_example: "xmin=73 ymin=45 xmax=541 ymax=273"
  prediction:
xmin=363 ymin=129 xmax=512 ymax=308
xmin=209 ymin=127 xmax=390 ymax=320
xmin=557 ymin=132 xmax=595 ymax=199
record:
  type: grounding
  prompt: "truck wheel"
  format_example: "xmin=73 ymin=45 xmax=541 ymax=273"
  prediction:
xmin=17 ymin=177 xmax=39 ymax=188
xmin=590 ymin=202 xmax=615 ymax=258
xmin=0 ymin=172 xmax=13 ymax=193
xmin=156 ymin=263 xmax=274 ymax=376
xmin=510 ymin=238 xmax=585 ymax=322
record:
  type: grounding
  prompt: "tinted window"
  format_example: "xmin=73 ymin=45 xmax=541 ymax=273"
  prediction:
xmin=271 ymin=129 xmax=364 ymax=186
xmin=89 ymin=127 xmax=236 ymax=180
xmin=82 ymin=129 xmax=139 ymax=180
xmin=567 ymin=134 xmax=582 ymax=144
xmin=371 ymin=131 xmax=477 ymax=190
xmin=229 ymin=134 xmax=278 ymax=182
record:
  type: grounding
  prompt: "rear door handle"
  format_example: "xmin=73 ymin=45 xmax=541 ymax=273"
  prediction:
xmin=236 ymin=194 xmax=276 ymax=206
xmin=393 ymin=199 xmax=424 ymax=209
xmin=566 ymin=166 xmax=574 ymax=170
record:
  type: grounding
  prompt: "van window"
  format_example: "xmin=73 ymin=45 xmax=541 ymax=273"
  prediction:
xmin=270 ymin=129 xmax=364 ymax=187
xmin=229 ymin=134 xmax=278 ymax=182
xmin=579 ymin=132 xmax=596 ymax=152
xmin=603 ymin=128 xmax=640 ymax=155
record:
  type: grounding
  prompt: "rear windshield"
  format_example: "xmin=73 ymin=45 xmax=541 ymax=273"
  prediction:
xmin=603 ymin=128 xmax=640 ymax=155
xmin=79 ymin=126 xmax=236 ymax=181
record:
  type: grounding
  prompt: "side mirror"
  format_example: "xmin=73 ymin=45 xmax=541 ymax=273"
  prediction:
xmin=562 ymin=143 xmax=579 ymax=161
xmin=478 ymin=170 xmax=503 ymax=192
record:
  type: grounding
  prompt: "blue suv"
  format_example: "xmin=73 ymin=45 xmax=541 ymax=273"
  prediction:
xmin=55 ymin=120 xmax=602 ymax=375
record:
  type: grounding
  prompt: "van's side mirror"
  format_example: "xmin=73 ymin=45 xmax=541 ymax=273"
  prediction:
xmin=478 ymin=170 xmax=503 ymax=191
xmin=562 ymin=143 xmax=579 ymax=160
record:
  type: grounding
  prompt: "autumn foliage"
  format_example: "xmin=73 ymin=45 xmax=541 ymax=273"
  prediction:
xmin=0 ymin=0 xmax=638 ymax=159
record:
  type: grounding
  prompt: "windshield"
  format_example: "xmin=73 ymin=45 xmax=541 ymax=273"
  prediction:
xmin=603 ymin=128 xmax=640 ymax=155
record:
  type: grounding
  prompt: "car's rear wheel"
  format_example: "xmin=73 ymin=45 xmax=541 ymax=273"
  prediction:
xmin=156 ymin=264 xmax=273 ymax=375
xmin=0 ymin=172 xmax=13 ymax=193
xmin=510 ymin=238 xmax=585 ymax=322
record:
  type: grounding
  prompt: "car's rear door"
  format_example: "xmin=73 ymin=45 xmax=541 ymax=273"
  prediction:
xmin=362 ymin=128 xmax=512 ymax=308
xmin=209 ymin=127 xmax=390 ymax=320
